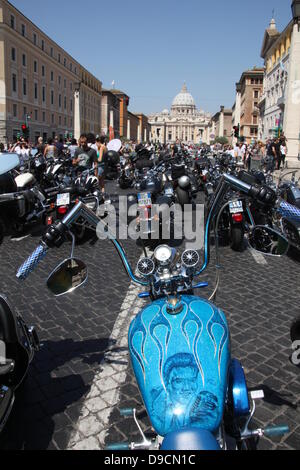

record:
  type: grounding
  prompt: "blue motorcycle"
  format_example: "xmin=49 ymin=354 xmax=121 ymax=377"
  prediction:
xmin=16 ymin=173 xmax=300 ymax=450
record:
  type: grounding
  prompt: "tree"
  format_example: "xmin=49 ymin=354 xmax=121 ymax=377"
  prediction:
xmin=213 ymin=136 xmax=229 ymax=145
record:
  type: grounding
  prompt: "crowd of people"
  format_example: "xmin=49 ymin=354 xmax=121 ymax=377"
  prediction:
xmin=0 ymin=132 xmax=289 ymax=178
xmin=218 ymin=133 xmax=288 ymax=172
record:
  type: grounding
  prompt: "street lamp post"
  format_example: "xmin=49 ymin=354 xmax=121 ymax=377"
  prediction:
xmin=292 ymin=0 xmax=300 ymax=24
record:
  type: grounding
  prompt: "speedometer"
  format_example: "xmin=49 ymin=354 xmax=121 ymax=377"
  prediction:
xmin=154 ymin=245 xmax=172 ymax=264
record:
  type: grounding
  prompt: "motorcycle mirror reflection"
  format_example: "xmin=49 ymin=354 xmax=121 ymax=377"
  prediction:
xmin=31 ymin=149 xmax=38 ymax=157
xmin=248 ymin=226 xmax=289 ymax=257
xmin=47 ymin=258 xmax=88 ymax=297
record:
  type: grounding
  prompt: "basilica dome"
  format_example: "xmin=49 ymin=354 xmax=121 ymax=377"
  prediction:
xmin=172 ymin=83 xmax=195 ymax=107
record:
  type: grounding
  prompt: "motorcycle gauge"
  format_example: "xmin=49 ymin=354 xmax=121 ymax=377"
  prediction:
xmin=137 ymin=258 xmax=155 ymax=277
xmin=154 ymin=245 xmax=173 ymax=265
xmin=181 ymin=250 xmax=200 ymax=269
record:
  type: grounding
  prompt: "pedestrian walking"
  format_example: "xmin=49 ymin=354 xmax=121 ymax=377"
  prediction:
xmin=44 ymin=138 xmax=58 ymax=159
xmin=96 ymin=136 xmax=107 ymax=194
xmin=280 ymin=142 xmax=287 ymax=169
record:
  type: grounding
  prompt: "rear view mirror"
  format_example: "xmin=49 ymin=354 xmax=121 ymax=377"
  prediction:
xmin=47 ymin=258 xmax=87 ymax=296
xmin=248 ymin=226 xmax=289 ymax=257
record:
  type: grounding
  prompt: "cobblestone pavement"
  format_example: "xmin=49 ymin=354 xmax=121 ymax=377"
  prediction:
xmin=0 ymin=183 xmax=300 ymax=450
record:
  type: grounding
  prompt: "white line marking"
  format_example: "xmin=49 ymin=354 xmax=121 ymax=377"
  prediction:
xmin=250 ymin=249 xmax=268 ymax=265
xmin=67 ymin=277 xmax=145 ymax=450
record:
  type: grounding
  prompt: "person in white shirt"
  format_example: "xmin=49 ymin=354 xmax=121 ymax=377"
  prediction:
xmin=280 ymin=144 xmax=287 ymax=168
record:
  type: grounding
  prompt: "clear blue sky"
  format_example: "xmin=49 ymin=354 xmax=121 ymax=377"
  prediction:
xmin=10 ymin=0 xmax=292 ymax=115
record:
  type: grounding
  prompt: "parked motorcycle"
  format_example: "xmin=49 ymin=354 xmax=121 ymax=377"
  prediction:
xmin=0 ymin=294 xmax=39 ymax=434
xmin=0 ymin=153 xmax=47 ymax=243
xmin=16 ymin=172 xmax=296 ymax=450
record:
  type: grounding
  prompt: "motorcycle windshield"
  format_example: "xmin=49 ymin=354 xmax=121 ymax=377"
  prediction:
xmin=0 ymin=153 xmax=20 ymax=175
xmin=129 ymin=295 xmax=230 ymax=437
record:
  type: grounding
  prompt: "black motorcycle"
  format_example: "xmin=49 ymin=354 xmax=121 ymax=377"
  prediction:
xmin=0 ymin=294 xmax=39 ymax=433
xmin=0 ymin=154 xmax=47 ymax=244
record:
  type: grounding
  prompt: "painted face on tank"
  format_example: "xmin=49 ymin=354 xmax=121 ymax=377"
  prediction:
xmin=168 ymin=366 xmax=199 ymax=405
xmin=164 ymin=354 xmax=199 ymax=406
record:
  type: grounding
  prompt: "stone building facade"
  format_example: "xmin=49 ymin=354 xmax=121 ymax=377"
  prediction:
xmin=148 ymin=84 xmax=211 ymax=145
xmin=232 ymin=67 xmax=264 ymax=144
xmin=259 ymin=16 xmax=300 ymax=166
xmin=0 ymin=0 xmax=102 ymax=144
xmin=206 ymin=106 xmax=233 ymax=144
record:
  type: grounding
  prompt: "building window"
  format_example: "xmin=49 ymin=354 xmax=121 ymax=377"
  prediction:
xmin=58 ymin=53 xmax=61 ymax=63
xmin=51 ymin=90 xmax=54 ymax=105
xmin=41 ymin=40 xmax=45 ymax=51
xmin=70 ymin=99 xmax=73 ymax=111
xmin=59 ymin=116 xmax=62 ymax=125
xmin=64 ymin=58 xmax=66 ymax=67
xmin=12 ymin=73 xmax=17 ymax=93
xmin=21 ymin=24 xmax=26 ymax=37
xmin=64 ymin=96 xmax=67 ymax=109
xmin=254 ymin=90 xmax=259 ymax=99
xmin=42 ymin=65 xmax=45 ymax=77
xmin=10 ymin=15 xmax=15 ymax=29
xmin=59 ymin=94 xmax=62 ymax=108
xmin=64 ymin=116 xmax=67 ymax=126
xmin=52 ymin=114 xmax=54 ymax=124
xmin=42 ymin=86 xmax=46 ymax=102
xmin=34 ymin=83 xmax=38 ymax=100
xmin=35 ymin=110 xmax=38 ymax=121
xmin=58 ymin=76 xmax=61 ymax=86
xmin=11 ymin=48 xmax=16 ymax=61
xmin=34 ymin=60 xmax=38 ymax=73
xmin=70 ymin=82 xmax=73 ymax=92
xmin=33 ymin=33 xmax=37 ymax=45
xmin=22 ymin=54 xmax=26 ymax=67
xmin=23 ymin=78 xmax=27 ymax=96
xmin=50 ymin=47 xmax=53 ymax=57
xmin=51 ymin=71 xmax=54 ymax=81
xmin=13 ymin=104 xmax=17 ymax=118
xmin=23 ymin=107 xmax=27 ymax=118
xmin=43 ymin=112 xmax=45 ymax=122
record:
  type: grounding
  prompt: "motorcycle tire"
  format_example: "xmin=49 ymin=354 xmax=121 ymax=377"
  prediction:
xmin=230 ymin=226 xmax=244 ymax=251
xmin=0 ymin=217 xmax=5 ymax=245
xmin=176 ymin=187 xmax=190 ymax=209
xmin=290 ymin=316 xmax=300 ymax=343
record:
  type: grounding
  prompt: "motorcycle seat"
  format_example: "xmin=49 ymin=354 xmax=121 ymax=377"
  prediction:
xmin=0 ymin=296 xmax=18 ymax=344
xmin=161 ymin=428 xmax=221 ymax=451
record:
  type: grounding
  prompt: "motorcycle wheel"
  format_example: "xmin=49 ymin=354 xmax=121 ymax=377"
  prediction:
xmin=230 ymin=226 xmax=244 ymax=251
xmin=176 ymin=187 xmax=190 ymax=209
xmin=290 ymin=316 xmax=300 ymax=343
xmin=0 ymin=217 xmax=5 ymax=245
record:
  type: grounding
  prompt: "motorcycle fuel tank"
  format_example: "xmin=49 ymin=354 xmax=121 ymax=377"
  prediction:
xmin=129 ymin=295 xmax=230 ymax=437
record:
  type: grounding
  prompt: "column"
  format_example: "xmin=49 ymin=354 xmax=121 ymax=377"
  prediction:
xmin=219 ymin=106 xmax=224 ymax=137
xmin=74 ymin=89 xmax=81 ymax=141
xmin=283 ymin=22 xmax=300 ymax=167
xmin=127 ymin=119 xmax=130 ymax=140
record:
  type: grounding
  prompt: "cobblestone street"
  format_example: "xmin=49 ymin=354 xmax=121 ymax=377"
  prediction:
xmin=0 ymin=182 xmax=299 ymax=450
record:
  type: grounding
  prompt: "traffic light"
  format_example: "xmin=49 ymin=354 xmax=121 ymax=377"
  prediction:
xmin=21 ymin=124 xmax=29 ymax=139
xmin=233 ymin=125 xmax=240 ymax=138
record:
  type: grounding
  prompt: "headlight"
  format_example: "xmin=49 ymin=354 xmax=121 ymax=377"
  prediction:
xmin=154 ymin=245 xmax=172 ymax=265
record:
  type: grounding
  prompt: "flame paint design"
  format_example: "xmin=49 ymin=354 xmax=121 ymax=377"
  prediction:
xmin=181 ymin=303 xmax=205 ymax=387
xmin=149 ymin=306 xmax=172 ymax=390
xmin=206 ymin=307 xmax=228 ymax=379
xmin=129 ymin=311 xmax=150 ymax=380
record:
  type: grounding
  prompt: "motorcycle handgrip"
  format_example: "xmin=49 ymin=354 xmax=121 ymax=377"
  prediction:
xmin=105 ymin=442 xmax=130 ymax=450
xmin=16 ymin=243 xmax=48 ymax=280
xmin=264 ymin=425 xmax=290 ymax=437
xmin=277 ymin=200 xmax=300 ymax=222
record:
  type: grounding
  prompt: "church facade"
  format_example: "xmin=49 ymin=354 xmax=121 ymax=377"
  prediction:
xmin=148 ymin=84 xmax=211 ymax=144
